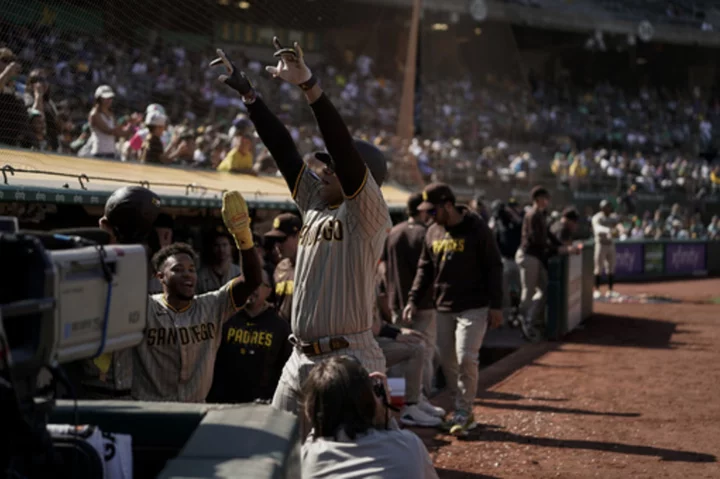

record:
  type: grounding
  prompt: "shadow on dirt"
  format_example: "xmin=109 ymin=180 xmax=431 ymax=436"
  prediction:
xmin=436 ymin=469 xmax=501 ymax=479
xmin=477 ymin=390 xmax=567 ymax=402
xmin=455 ymin=427 xmax=716 ymax=463
xmin=476 ymin=401 xmax=640 ymax=417
xmin=563 ymin=313 xmax=677 ymax=349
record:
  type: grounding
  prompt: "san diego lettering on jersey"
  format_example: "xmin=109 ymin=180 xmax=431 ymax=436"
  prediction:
xmin=146 ymin=322 xmax=217 ymax=346
xmin=298 ymin=218 xmax=344 ymax=247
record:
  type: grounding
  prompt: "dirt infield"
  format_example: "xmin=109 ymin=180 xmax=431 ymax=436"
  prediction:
xmin=418 ymin=278 xmax=720 ymax=478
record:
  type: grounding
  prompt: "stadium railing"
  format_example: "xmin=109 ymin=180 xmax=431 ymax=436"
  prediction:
xmin=547 ymin=238 xmax=720 ymax=339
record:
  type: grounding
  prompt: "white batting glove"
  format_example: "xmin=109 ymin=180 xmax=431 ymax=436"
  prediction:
xmin=265 ymin=37 xmax=313 ymax=86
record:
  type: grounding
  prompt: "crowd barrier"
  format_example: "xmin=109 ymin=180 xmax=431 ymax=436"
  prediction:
xmin=546 ymin=239 xmax=720 ymax=339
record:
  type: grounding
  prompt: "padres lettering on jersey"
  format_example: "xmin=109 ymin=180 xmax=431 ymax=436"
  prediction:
xmin=226 ymin=326 xmax=275 ymax=347
xmin=131 ymin=282 xmax=239 ymax=403
xmin=290 ymin=167 xmax=392 ymax=340
xmin=432 ymin=238 xmax=465 ymax=255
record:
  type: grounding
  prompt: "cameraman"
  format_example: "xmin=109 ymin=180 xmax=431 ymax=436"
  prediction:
xmin=64 ymin=186 xmax=162 ymax=399
xmin=301 ymin=356 xmax=438 ymax=478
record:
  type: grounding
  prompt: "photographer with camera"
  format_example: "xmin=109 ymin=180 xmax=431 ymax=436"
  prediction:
xmin=132 ymin=191 xmax=262 ymax=402
xmin=301 ymin=356 xmax=438 ymax=478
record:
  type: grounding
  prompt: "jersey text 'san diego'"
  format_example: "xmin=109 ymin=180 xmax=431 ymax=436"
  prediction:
xmin=290 ymin=166 xmax=391 ymax=340
xmin=132 ymin=282 xmax=240 ymax=402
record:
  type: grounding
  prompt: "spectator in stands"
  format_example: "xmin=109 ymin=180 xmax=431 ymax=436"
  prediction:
xmin=88 ymin=85 xmax=126 ymax=159
xmin=301 ymin=356 xmax=438 ymax=478
xmin=206 ymin=270 xmax=292 ymax=404
xmin=197 ymin=229 xmax=242 ymax=294
xmin=140 ymin=112 xmax=170 ymax=164
xmin=27 ymin=109 xmax=47 ymax=151
xmin=0 ymin=48 xmax=30 ymax=147
xmin=217 ymin=120 xmax=256 ymax=175
xmin=23 ymin=68 xmax=58 ymax=151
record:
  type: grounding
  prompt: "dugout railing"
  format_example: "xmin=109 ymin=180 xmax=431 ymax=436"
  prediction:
xmin=546 ymin=239 xmax=720 ymax=339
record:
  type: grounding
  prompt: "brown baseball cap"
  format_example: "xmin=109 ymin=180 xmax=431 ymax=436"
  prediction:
xmin=417 ymin=183 xmax=456 ymax=211
xmin=264 ymin=213 xmax=302 ymax=239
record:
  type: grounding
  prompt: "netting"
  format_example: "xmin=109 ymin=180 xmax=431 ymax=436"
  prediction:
xmin=1 ymin=0 xmax=720 ymax=217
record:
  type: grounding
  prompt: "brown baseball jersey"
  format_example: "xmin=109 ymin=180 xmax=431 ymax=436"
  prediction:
xmin=273 ymin=258 xmax=295 ymax=322
xmin=131 ymin=282 xmax=242 ymax=402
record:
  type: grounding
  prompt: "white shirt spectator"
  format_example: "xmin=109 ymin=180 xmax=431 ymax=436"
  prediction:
xmin=301 ymin=426 xmax=438 ymax=479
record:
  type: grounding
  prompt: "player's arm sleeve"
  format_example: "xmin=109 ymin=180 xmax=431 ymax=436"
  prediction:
xmin=478 ymin=222 xmax=504 ymax=310
xmin=245 ymin=97 xmax=311 ymax=198
xmin=309 ymin=93 xmax=367 ymax=197
xmin=408 ymin=238 xmax=434 ymax=307
xmin=226 ymin=247 xmax=263 ymax=317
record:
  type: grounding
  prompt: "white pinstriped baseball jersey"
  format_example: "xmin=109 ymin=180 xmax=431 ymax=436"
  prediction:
xmin=291 ymin=165 xmax=391 ymax=340
xmin=131 ymin=282 xmax=241 ymax=402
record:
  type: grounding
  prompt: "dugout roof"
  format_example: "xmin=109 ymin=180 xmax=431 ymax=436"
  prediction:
xmin=0 ymin=148 xmax=409 ymax=213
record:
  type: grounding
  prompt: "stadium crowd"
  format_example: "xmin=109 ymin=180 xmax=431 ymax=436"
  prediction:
xmin=2 ymin=26 xmax=720 ymax=197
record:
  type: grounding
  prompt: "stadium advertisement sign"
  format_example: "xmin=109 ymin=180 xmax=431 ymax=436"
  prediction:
xmin=664 ymin=243 xmax=707 ymax=276
xmin=614 ymin=243 xmax=644 ymax=277
xmin=644 ymin=243 xmax=664 ymax=274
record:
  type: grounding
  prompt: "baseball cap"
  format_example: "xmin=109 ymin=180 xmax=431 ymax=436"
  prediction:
xmin=600 ymin=199 xmax=612 ymax=209
xmin=104 ymin=186 xmax=162 ymax=243
xmin=146 ymin=103 xmax=166 ymax=116
xmin=95 ymin=85 xmax=115 ymax=100
xmin=264 ymin=213 xmax=302 ymax=239
xmin=417 ymin=183 xmax=456 ymax=211
xmin=407 ymin=192 xmax=423 ymax=216
xmin=0 ymin=48 xmax=16 ymax=62
xmin=145 ymin=111 xmax=167 ymax=127
xmin=508 ymin=197 xmax=518 ymax=206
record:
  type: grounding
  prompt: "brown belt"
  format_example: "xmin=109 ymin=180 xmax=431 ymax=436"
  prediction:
xmin=299 ymin=336 xmax=350 ymax=357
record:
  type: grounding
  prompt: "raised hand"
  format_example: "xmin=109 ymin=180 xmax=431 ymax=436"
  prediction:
xmin=265 ymin=37 xmax=312 ymax=86
xmin=210 ymin=49 xmax=254 ymax=96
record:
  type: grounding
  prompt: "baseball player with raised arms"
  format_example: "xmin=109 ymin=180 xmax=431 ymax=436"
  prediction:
xmin=211 ymin=39 xmax=392 ymax=425
xmin=131 ymin=191 xmax=262 ymax=402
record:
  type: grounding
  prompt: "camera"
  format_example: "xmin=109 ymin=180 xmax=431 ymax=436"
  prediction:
xmin=0 ymin=230 xmax=149 ymax=476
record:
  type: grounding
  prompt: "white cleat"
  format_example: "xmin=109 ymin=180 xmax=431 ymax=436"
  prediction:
xmin=593 ymin=290 xmax=602 ymax=299
xmin=400 ymin=404 xmax=443 ymax=427
xmin=418 ymin=398 xmax=446 ymax=418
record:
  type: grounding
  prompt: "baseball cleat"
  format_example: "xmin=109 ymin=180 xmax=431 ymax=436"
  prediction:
xmin=444 ymin=410 xmax=477 ymax=437
xmin=418 ymin=398 xmax=446 ymax=418
xmin=400 ymin=404 xmax=443 ymax=427
xmin=593 ymin=290 xmax=602 ymax=299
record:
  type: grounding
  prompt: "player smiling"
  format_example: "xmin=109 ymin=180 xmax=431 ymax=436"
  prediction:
xmin=131 ymin=191 xmax=262 ymax=402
